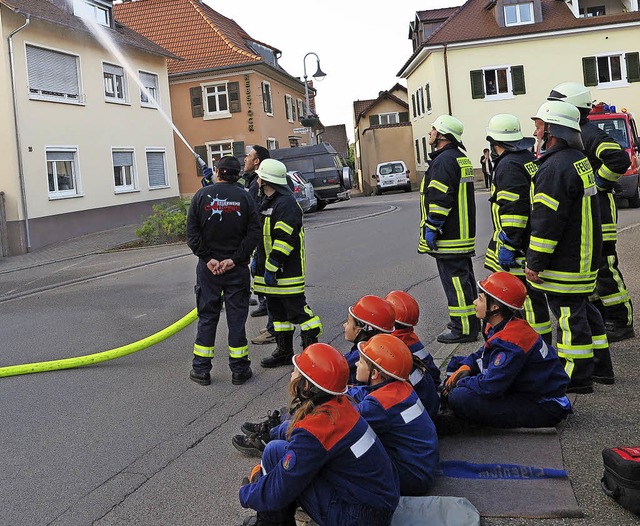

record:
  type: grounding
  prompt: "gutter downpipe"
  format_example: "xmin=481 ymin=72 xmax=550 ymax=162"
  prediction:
xmin=443 ymin=43 xmax=452 ymax=116
xmin=8 ymin=14 xmax=31 ymax=251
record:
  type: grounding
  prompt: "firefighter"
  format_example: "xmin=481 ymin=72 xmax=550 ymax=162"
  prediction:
xmin=348 ymin=334 xmax=439 ymax=495
xmin=548 ymin=82 xmax=634 ymax=347
xmin=186 ymin=156 xmax=261 ymax=386
xmin=443 ymin=272 xmax=572 ymax=428
xmin=238 ymin=343 xmax=400 ymax=526
xmin=418 ymin=115 xmax=479 ymax=343
xmin=526 ymin=100 xmax=606 ymax=393
xmin=252 ymin=159 xmax=323 ymax=368
xmin=483 ymin=114 xmax=553 ymax=344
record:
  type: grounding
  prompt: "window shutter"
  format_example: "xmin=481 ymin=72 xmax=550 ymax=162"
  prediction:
xmin=411 ymin=94 xmax=416 ymax=117
xmin=275 ymin=140 xmax=280 ymax=149
xmin=470 ymin=70 xmax=485 ymax=99
xmin=140 ymin=72 xmax=157 ymax=89
xmin=228 ymin=81 xmax=241 ymax=113
xmin=112 ymin=151 xmax=133 ymax=166
xmin=625 ymin=52 xmax=640 ymax=83
xmin=194 ymin=145 xmax=207 ymax=174
xmin=369 ymin=114 xmax=380 ymax=126
xmin=415 ymin=139 xmax=421 ymax=164
xmin=582 ymin=57 xmax=598 ymax=87
xmin=232 ymin=142 xmax=245 ymax=159
xmin=399 ymin=112 xmax=409 ymax=123
xmin=26 ymin=45 xmax=79 ymax=96
xmin=147 ymin=151 xmax=166 ymax=187
xmin=190 ymin=87 xmax=203 ymax=117
xmin=511 ymin=65 xmax=526 ymax=95
xmin=425 ymin=84 xmax=432 ymax=111
xmin=47 ymin=151 xmax=75 ymax=161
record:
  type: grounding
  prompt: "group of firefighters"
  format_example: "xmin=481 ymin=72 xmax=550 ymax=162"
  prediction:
xmin=184 ymin=80 xmax=634 ymax=526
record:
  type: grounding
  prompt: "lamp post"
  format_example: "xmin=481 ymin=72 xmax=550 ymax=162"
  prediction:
xmin=301 ymin=52 xmax=326 ymax=145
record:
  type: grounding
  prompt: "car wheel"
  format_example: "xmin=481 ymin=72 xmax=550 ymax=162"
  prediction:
xmin=404 ymin=184 xmax=412 ymax=192
xmin=628 ymin=187 xmax=640 ymax=208
xmin=375 ymin=187 xmax=382 ymax=196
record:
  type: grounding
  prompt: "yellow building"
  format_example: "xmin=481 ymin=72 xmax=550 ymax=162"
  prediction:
xmin=399 ymin=0 xmax=640 ymax=174
xmin=1 ymin=0 xmax=179 ymax=255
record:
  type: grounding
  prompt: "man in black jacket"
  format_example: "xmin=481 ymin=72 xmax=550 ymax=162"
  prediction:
xmin=186 ymin=156 xmax=260 ymax=386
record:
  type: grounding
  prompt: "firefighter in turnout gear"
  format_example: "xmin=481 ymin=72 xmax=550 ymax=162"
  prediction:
xmin=253 ymin=159 xmax=323 ymax=368
xmin=548 ymin=82 xmax=634 ymax=345
xmin=527 ymin=100 xmax=607 ymax=393
xmin=186 ymin=156 xmax=261 ymax=386
xmin=418 ymin=115 xmax=479 ymax=344
xmin=483 ymin=114 xmax=553 ymax=344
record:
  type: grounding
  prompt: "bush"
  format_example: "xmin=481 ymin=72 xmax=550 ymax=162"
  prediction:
xmin=136 ymin=197 xmax=191 ymax=245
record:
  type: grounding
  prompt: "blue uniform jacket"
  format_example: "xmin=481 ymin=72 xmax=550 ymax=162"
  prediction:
xmin=457 ymin=317 xmax=570 ymax=400
xmin=344 ymin=344 xmax=359 ymax=385
xmin=348 ymin=380 xmax=439 ymax=496
xmin=239 ymin=397 xmax=399 ymax=514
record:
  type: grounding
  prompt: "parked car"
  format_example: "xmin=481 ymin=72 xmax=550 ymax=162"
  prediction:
xmin=372 ymin=160 xmax=412 ymax=195
xmin=270 ymin=143 xmax=352 ymax=210
xmin=287 ymin=171 xmax=317 ymax=213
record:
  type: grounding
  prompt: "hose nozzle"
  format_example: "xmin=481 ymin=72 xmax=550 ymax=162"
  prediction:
xmin=195 ymin=155 xmax=207 ymax=169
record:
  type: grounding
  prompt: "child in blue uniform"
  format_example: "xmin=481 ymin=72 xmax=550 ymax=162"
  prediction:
xmin=348 ymin=334 xmax=439 ymax=496
xmin=343 ymin=295 xmax=396 ymax=384
xmin=385 ymin=290 xmax=441 ymax=419
xmin=442 ymin=272 xmax=572 ymax=428
xmin=239 ymin=343 xmax=399 ymax=526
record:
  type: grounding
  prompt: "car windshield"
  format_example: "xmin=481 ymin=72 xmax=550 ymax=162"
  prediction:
xmin=596 ymin=118 xmax=630 ymax=148
xmin=379 ymin=163 xmax=404 ymax=175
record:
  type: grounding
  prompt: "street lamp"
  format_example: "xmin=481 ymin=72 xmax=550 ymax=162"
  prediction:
xmin=301 ymin=52 xmax=326 ymax=143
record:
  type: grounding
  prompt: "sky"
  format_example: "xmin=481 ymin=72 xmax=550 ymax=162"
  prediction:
xmin=207 ymin=1 xmax=466 ymax=142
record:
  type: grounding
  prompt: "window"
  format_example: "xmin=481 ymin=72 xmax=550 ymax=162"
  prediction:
xmin=103 ymin=63 xmax=127 ymax=102
xmin=504 ymin=2 xmax=533 ymax=26
xmin=418 ymin=87 xmax=425 ymax=116
xmin=411 ymin=94 xmax=417 ymax=118
xmin=583 ymin=53 xmax=640 ymax=86
xmin=73 ymin=0 xmax=110 ymax=27
xmin=204 ymin=83 xmax=229 ymax=116
xmin=112 ymin=149 xmax=136 ymax=192
xmin=415 ymin=139 xmax=421 ymax=164
xmin=379 ymin=112 xmax=400 ymax=125
xmin=297 ymin=99 xmax=305 ymax=121
xmin=139 ymin=71 xmax=159 ymax=107
xmin=470 ymin=65 xmax=526 ymax=99
xmin=26 ymin=45 xmax=81 ymax=103
xmin=146 ymin=149 xmax=167 ymax=188
xmin=422 ymin=137 xmax=428 ymax=161
xmin=425 ymin=83 xmax=432 ymax=112
xmin=207 ymin=141 xmax=233 ymax=165
xmin=285 ymin=94 xmax=295 ymax=122
xmin=267 ymin=138 xmax=278 ymax=150
xmin=46 ymin=148 xmax=80 ymax=197
xmin=262 ymin=81 xmax=273 ymax=114
xmin=580 ymin=5 xmax=605 ymax=17
xmin=369 ymin=112 xmax=409 ymax=126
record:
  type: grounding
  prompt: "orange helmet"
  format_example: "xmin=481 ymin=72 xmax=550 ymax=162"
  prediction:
xmin=357 ymin=334 xmax=413 ymax=381
xmin=478 ymin=272 xmax=527 ymax=310
xmin=384 ymin=290 xmax=420 ymax=327
xmin=293 ymin=343 xmax=349 ymax=395
xmin=349 ymin=295 xmax=395 ymax=333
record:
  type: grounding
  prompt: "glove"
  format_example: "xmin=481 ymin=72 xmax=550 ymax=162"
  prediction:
xmin=424 ymin=227 xmax=438 ymax=251
xmin=498 ymin=246 xmax=518 ymax=271
xmin=250 ymin=258 xmax=257 ymax=277
xmin=595 ymin=174 xmax=614 ymax=192
xmin=443 ymin=365 xmax=471 ymax=395
xmin=264 ymin=270 xmax=277 ymax=286
xmin=201 ymin=166 xmax=214 ymax=187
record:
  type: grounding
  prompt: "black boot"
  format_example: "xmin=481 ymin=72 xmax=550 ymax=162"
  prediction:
xmin=593 ymin=348 xmax=615 ymax=384
xmin=242 ymin=410 xmax=281 ymax=437
xmin=243 ymin=511 xmax=296 ymax=526
xmin=300 ymin=332 xmax=318 ymax=351
xmin=261 ymin=332 xmax=294 ymax=368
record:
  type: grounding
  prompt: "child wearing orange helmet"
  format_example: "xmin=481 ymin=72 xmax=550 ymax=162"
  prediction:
xmin=442 ymin=272 xmax=572 ymax=428
xmin=385 ymin=290 xmax=441 ymax=419
xmin=348 ymin=334 xmax=439 ymax=495
xmin=343 ymin=295 xmax=396 ymax=384
xmin=239 ymin=343 xmax=399 ymax=526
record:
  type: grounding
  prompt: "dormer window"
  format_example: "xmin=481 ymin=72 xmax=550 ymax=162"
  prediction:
xmin=73 ymin=0 xmax=111 ymax=27
xmin=504 ymin=2 xmax=534 ymax=26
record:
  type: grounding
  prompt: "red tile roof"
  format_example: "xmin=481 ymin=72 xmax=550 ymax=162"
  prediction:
xmin=113 ymin=0 xmax=274 ymax=75
xmin=416 ymin=7 xmax=459 ymax=22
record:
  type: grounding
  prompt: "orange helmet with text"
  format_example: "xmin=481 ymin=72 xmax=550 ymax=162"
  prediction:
xmin=349 ymin=295 xmax=395 ymax=333
xmin=357 ymin=334 xmax=413 ymax=381
xmin=292 ymin=343 xmax=349 ymax=395
xmin=384 ymin=290 xmax=420 ymax=327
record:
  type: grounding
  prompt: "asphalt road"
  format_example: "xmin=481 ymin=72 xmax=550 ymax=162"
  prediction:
xmin=1 ymin=190 xmax=639 ymax=525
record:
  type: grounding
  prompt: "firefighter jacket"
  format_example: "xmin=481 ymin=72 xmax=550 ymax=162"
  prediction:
xmin=581 ymin=119 xmax=630 ymax=245
xmin=253 ymin=192 xmax=306 ymax=296
xmin=485 ymin=149 xmax=537 ymax=276
xmin=456 ymin=317 xmax=571 ymax=401
xmin=526 ymin=143 xmax=602 ymax=295
xmin=348 ymin=380 xmax=439 ymax=496
xmin=418 ymin=144 xmax=476 ymax=257
xmin=244 ymin=170 xmax=260 ymax=205
xmin=239 ymin=396 xmax=400 ymax=518
xmin=186 ymin=181 xmax=260 ymax=265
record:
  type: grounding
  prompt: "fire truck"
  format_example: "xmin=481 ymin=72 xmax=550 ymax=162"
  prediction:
xmin=587 ymin=103 xmax=640 ymax=208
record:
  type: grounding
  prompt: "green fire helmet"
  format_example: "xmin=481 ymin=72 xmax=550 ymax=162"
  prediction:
xmin=486 ymin=114 xmax=534 ymax=151
xmin=432 ymin=114 xmax=464 ymax=145
xmin=256 ymin=159 xmax=288 ymax=186
xmin=547 ymin=82 xmax=593 ymax=110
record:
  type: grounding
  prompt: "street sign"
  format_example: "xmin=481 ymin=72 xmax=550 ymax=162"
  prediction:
xmin=292 ymin=127 xmax=310 ymax=134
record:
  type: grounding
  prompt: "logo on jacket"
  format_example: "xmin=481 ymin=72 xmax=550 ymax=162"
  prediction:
xmin=494 ymin=352 xmax=506 ymax=367
xmin=205 ymin=194 xmax=241 ymax=220
xmin=281 ymin=450 xmax=296 ymax=471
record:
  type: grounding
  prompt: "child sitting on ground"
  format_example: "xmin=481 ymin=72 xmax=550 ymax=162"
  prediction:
xmin=348 ymin=334 xmax=439 ymax=496
xmin=385 ymin=290 xmax=441 ymax=419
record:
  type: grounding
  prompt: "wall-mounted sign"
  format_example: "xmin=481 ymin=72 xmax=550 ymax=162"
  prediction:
xmin=245 ymin=74 xmax=254 ymax=132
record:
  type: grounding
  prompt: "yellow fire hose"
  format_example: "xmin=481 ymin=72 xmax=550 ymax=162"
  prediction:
xmin=0 ymin=308 xmax=198 ymax=378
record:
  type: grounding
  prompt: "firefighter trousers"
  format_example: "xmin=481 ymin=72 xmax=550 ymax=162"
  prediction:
xmin=266 ymin=294 xmax=323 ymax=344
xmin=192 ymin=261 xmax=251 ymax=375
xmin=593 ymin=241 xmax=634 ymax=329
xmin=435 ymin=256 xmax=480 ymax=337
xmin=546 ymin=293 xmax=610 ymax=386
xmin=521 ymin=278 xmax=553 ymax=345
